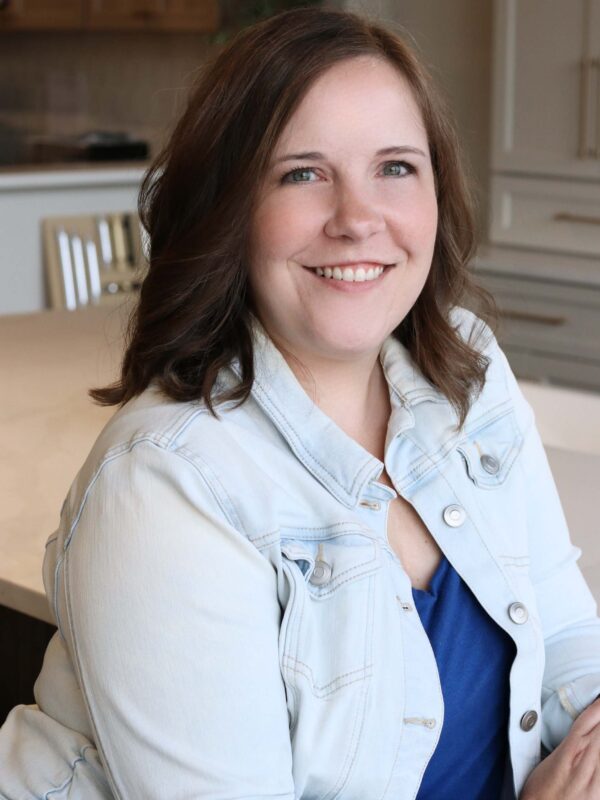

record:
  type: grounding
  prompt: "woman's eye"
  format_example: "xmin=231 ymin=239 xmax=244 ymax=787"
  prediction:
xmin=383 ymin=161 xmax=414 ymax=177
xmin=281 ymin=166 xmax=318 ymax=184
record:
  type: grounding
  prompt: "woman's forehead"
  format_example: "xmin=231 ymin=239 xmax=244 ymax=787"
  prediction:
xmin=274 ymin=57 xmax=428 ymax=157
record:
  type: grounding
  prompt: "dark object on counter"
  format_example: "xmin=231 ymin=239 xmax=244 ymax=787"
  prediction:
xmin=27 ymin=130 xmax=149 ymax=163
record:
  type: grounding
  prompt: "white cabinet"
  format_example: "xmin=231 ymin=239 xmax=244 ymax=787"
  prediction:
xmin=492 ymin=0 xmax=600 ymax=181
xmin=486 ymin=1 xmax=600 ymax=396
xmin=490 ymin=175 xmax=600 ymax=256
xmin=490 ymin=0 xmax=600 ymax=260
xmin=472 ymin=246 xmax=600 ymax=393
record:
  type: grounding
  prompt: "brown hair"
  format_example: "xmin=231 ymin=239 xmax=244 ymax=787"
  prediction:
xmin=91 ymin=6 xmax=496 ymax=427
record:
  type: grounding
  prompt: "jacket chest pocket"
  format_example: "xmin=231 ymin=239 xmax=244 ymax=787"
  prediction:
xmin=457 ymin=406 xmax=523 ymax=490
xmin=455 ymin=404 xmax=530 ymax=559
xmin=280 ymin=530 xmax=381 ymax=698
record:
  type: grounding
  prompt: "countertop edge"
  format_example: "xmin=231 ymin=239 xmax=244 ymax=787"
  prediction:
xmin=0 ymin=578 xmax=54 ymax=626
xmin=0 ymin=165 xmax=148 ymax=191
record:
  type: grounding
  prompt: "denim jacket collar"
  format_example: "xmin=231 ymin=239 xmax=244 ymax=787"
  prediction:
xmin=227 ymin=319 xmax=452 ymax=508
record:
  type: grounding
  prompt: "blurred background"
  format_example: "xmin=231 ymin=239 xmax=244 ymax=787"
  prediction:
xmin=0 ymin=0 xmax=599 ymax=396
xmin=0 ymin=0 xmax=599 ymax=722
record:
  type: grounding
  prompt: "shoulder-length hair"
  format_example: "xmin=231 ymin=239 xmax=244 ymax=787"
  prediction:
xmin=91 ymin=5 xmax=496 ymax=427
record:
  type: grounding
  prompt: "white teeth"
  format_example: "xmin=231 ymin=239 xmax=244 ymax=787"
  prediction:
xmin=312 ymin=264 xmax=388 ymax=282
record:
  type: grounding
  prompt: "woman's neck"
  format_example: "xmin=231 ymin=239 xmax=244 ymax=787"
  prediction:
xmin=280 ymin=345 xmax=392 ymax=462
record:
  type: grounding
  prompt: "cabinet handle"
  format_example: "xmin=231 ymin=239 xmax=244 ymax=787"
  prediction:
xmin=579 ymin=58 xmax=593 ymax=158
xmin=595 ymin=58 xmax=600 ymax=160
xmin=553 ymin=211 xmax=600 ymax=226
xmin=499 ymin=309 xmax=566 ymax=327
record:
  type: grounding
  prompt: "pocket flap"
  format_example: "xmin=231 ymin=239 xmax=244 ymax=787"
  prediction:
xmin=457 ymin=407 xmax=524 ymax=488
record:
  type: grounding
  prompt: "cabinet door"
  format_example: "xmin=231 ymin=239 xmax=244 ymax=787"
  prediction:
xmin=0 ymin=0 xmax=83 ymax=30
xmin=85 ymin=0 xmax=218 ymax=31
xmin=589 ymin=0 xmax=600 ymax=159
xmin=491 ymin=0 xmax=600 ymax=180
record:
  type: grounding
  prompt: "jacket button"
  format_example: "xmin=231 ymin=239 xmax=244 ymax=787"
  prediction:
xmin=508 ymin=602 xmax=529 ymax=624
xmin=520 ymin=710 xmax=538 ymax=731
xmin=443 ymin=504 xmax=466 ymax=527
xmin=309 ymin=561 xmax=332 ymax=586
xmin=480 ymin=454 xmax=500 ymax=474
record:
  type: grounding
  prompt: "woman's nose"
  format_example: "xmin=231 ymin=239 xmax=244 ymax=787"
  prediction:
xmin=323 ymin=185 xmax=386 ymax=240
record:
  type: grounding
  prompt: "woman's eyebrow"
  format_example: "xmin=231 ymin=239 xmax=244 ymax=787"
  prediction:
xmin=274 ymin=145 xmax=427 ymax=164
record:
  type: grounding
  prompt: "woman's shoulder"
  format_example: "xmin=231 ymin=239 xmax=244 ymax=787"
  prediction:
xmin=63 ymin=384 xmax=246 ymax=525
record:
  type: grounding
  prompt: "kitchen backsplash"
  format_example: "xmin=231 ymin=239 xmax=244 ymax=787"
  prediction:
xmin=0 ymin=31 xmax=215 ymax=164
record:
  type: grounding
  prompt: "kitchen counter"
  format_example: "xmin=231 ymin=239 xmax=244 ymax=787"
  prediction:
xmin=1 ymin=306 xmax=599 ymax=624
xmin=0 ymin=304 xmax=129 ymax=622
xmin=0 ymin=162 xmax=148 ymax=191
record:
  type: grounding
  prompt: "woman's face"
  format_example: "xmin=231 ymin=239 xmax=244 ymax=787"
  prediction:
xmin=248 ymin=55 xmax=438 ymax=364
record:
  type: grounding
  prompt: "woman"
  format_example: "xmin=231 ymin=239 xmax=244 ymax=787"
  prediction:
xmin=2 ymin=7 xmax=600 ymax=799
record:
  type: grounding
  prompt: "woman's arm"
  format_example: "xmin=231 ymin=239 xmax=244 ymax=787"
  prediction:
xmin=60 ymin=440 xmax=295 ymax=799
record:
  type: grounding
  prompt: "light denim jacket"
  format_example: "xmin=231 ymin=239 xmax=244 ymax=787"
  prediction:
xmin=2 ymin=307 xmax=600 ymax=800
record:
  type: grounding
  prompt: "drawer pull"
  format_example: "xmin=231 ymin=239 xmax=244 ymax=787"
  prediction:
xmin=553 ymin=212 xmax=600 ymax=226
xmin=579 ymin=58 xmax=592 ymax=158
xmin=500 ymin=309 xmax=566 ymax=327
xmin=595 ymin=58 xmax=600 ymax=159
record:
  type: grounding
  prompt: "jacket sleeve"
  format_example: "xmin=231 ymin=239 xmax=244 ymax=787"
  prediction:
xmin=494 ymin=341 xmax=600 ymax=751
xmin=59 ymin=439 xmax=295 ymax=800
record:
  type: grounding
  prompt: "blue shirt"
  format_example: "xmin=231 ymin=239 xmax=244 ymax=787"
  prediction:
xmin=413 ymin=555 xmax=516 ymax=799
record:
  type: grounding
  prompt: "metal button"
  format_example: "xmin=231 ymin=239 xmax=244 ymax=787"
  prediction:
xmin=309 ymin=544 xmax=332 ymax=586
xmin=480 ymin=454 xmax=500 ymax=474
xmin=508 ymin=602 xmax=529 ymax=624
xmin=359 ymin=499 xmax=381 ymax=511
xmin=443 ymin=504 xmax=466 ymax=527
xmin=520 ymin=710 xmax=538 ymax=731
xmin=403 ymin=716 xmax=437 ymax=728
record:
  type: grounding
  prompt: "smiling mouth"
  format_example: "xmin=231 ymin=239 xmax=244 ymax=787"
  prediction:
xmin=306 ymin=264 xmax=394 ymax=283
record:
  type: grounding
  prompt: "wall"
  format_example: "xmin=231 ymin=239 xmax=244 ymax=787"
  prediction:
xmin=345 ymin=0 xmax=493 ymax=233
xmin=0 ymin=30 xmax=215 ymax=164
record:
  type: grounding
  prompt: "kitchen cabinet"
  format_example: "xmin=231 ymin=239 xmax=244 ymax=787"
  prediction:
xmin=0 ymin=0 xmax=218 ymax=31
xmin=85 ymin=0 xmax=219 ymax=32
xmin=492 ymin=0 xmax=600 ymax=180
xmin=485 ymin=0 xmax=600 ymax=395
xmin=0 ymin=0 xmax=83 ymax=30
xmin=490 ymin=0 xmax=600 ymax=256
xmin=473 ymin=245 xmax=600 ymax=394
